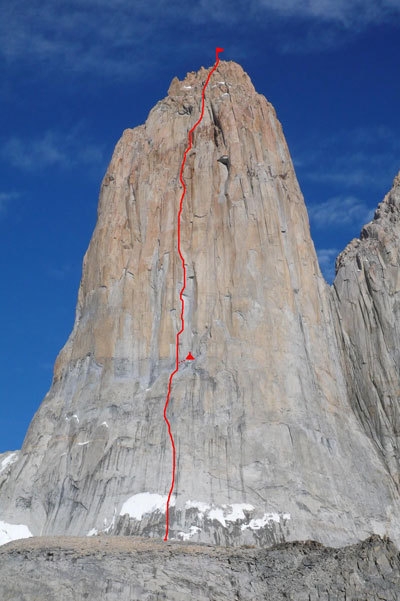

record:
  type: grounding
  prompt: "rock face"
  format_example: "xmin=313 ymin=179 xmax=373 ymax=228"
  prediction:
xmin=1 ymin=535 xmax=400 ymax=600
xmin=333 ymin=174 xmax=400 ymax=489
xmin=1 ymin=60 xmax=400 ymax=550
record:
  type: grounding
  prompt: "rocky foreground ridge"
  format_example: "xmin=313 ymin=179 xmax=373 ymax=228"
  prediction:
xmin=1 ymin=58 xmax=400 ymax=567
xmin=1 ymin=534 xmax=400 ymax=600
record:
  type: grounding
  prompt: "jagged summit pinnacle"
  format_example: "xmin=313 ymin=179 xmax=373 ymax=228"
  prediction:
xmin=372 ymin=169 xmax=400 ymax=220
xmin=1 ymin=59 xmax=400 ymax=551
xmin=167 ymin=60 xmax=255 ymax=97
xmin=335 ymin=170 xmax=400 ymax=272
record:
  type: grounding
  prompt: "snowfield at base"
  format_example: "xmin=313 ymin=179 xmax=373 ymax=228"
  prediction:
xmin=185 ymin=501 xmax=254 ymax=526
xmin=241 ymin=513 xmax=291 ymax=531
xmin=184 ymin=501 xmax=211 ymax=519
xmin=120 ymin=492 xmax=175 ymax=520
xmin=118 ymin=495 xmax=291 ymax=531
xmin=185 ymin=501 xmax=290 ymax=530
xmin=177 ymin=526 xmax=201 ymax=541
xmin=0 ymin=520 xmax=32 ymax=547
xmin=0 ymin=452 xmax=19 ymax=475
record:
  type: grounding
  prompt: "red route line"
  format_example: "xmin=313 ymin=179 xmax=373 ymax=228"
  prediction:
xmin=163 ymin=47 xmax=224 ymax=541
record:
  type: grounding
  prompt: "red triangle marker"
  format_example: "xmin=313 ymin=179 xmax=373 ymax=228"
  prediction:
xmin=185 ymin=352 xmax=195 ymax=361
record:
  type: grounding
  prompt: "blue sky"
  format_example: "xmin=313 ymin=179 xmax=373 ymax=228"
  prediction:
xmin=1 ymin=0 xmax=400 ymax=452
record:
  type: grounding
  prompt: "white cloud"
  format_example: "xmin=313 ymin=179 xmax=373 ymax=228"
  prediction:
xmin=1 ymin=128 xmax=105 ymax=172
xmin=308 ymin=195 xmax=374 ymax=228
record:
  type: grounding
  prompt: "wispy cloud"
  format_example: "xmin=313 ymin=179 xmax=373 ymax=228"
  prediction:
xmin=294 ymin=126 xmax=400 ymax=192
xmin=0 ymin=191 xmax=19 ymax=215
xmin=3 ymin=133 xmax=68 ymax=171
xmin=0 ymin=1 xmax=167 ymax=80
xmin=0 ymin=1 xmax=399 ymax=81
xmin=1 ymin=128 xmax=105 ymax=173
xmin=308 ymin=195 xmax=374 ymax=229
xmin=46 ymin=264 xmax=72 ymax=281
xmin=257 ymin=0 xmax=400 ymax=26
xmin=316 ymin=247 xmax=339 ymax=283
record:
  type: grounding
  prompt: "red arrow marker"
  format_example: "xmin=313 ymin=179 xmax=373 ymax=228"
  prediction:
xmin=185 ymin=352 xmax=195 ymax=361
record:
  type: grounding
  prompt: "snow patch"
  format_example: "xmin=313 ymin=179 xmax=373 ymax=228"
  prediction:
xmin=225 ymin=504 xmax=254 ymax=521
xmin=0 ymin=452 xmax=19 ymax=475
xmin=87 ymin=507 xmax=117 ymax=537
xmin=101 ymin=421 xmax=109 ymax=428
xmin=185 ymin=500 xmax=211 ymax=519
xmin=183 ymin=85 xmax=192 ymax=89
xmin=185 ymin=501 xmax=289 ymax=531
xmin=0 ymin=520 xmax=33 ymax=547
xmin=77 ymin=441 xmax=90 ymax=446
xmin=241 ymin=512 xmax=291 ymax=531
xmin=208 ymin=507 xmax=227 ymax=527
xmin=185 ymin=501 xmax=254 ymax=526
xmin=65 ymin=414 xmax=79 ymax=423
xmin=120 ymin=493 xmax=175 ymax=520
xmin=103 ymin=506 xmax=117 ymax=533
xmin=177 ymin=526 xmax=201 ymax=541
